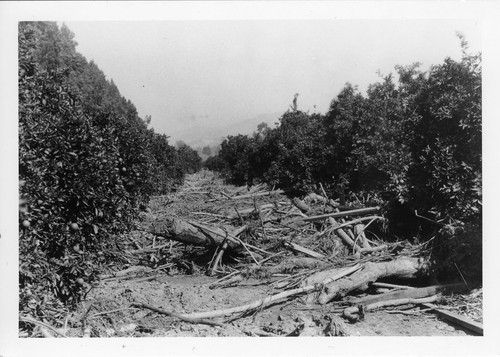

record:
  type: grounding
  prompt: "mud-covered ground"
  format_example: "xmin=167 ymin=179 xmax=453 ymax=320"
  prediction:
xmin=77 ymin=273 xmax=475 ymax=337
xmin=66 ymin=171 xmax=482 ymax=338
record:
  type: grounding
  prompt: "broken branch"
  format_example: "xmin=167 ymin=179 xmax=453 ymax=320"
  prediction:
xmin=178 ymin=264 xmax=362 ymax=320
xmin=420 ymin=302 xmax=483 ymax=335
xmin=301 ymin=207 xmax=380 ymax=223
xmin=343 ymin=295 xmax=440 ymax=322
xmin=131 ymin=302 xmax=224 ymax=327
xmin=350 ymin=283 xmax=467 ymax=306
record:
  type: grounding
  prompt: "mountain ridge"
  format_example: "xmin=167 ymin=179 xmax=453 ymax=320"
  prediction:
xmin=174 ymin=112 xmax=282 ymax=148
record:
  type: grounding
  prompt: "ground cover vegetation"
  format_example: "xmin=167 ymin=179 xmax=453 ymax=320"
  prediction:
xmin=18 ymin=22 xmax=201 ymax=318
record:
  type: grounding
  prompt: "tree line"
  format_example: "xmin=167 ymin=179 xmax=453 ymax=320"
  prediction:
xmin=207 ymin=35 xmax=481 ymax=234
xmin=18 ymin=22 xmax=201 ymax=311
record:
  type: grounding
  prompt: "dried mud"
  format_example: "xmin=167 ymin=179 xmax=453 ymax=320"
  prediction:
xmin=66 ymin=171 xmax=481 ymax=338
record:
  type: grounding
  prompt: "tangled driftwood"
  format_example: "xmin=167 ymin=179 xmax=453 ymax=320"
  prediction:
xmin=115 ymin=172 xmax=473 ymax=331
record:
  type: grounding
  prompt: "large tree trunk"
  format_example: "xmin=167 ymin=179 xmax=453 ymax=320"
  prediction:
xmin=150 ymin=219 xmax=242 ymax=249
xmin=317 ymin=257 xmax=430 ymax=304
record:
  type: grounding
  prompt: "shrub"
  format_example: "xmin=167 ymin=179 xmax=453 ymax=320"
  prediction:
xmin=218 ymin=134 xmax=257 ymax=186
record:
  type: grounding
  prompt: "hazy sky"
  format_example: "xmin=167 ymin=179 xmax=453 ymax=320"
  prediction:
xmin=1 ymin=3 xmax=500 ymax=356
xmin=62 ymin=20 xmax=480 ymax=142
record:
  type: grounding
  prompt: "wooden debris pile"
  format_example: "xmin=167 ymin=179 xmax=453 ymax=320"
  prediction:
xmin=18 ymin=171 xmax=483 ymax=338
xmin=124 ymin=171 xmax=481 ymax=334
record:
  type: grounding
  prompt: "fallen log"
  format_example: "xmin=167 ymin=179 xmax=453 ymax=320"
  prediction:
xmin=329 ymin=218 xmax=363 ymax=253
xmin=164 ymin=219 xmax=261 ymax=256
xmin=301 ymin=207 xmax=380 ymax=223
xmin=317 ymin=257 xmax=430 ymax=304
xmin=327 ymin=218 xmax=387 ymax=255
xmin=350 ymin=283 xmax=467 ymax=306
xmin=186 ymin=220 xmax=271 ymax=256
xmin=171 ymin=219 xmax=238 ymax=248
xmin=420 ymin=303 xmax=483 ymax=335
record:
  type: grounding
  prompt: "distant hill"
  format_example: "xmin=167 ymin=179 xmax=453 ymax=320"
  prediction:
xmin=173 ymin=112 xmax=282 ymax=148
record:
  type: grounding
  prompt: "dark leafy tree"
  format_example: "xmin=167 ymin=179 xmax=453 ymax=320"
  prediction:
xmin=18 ymin=22 xmax=190 ymax=319
xmin=214 ymin=36 xmax=481 ymax=226
xmin=402 ymin=47 xmax=481 ymax=222
xmin=261 ymin=111 xmax=326 ymax=192
xmin=218 ymin=134 xmax=256 ymax=186
xmin=176 ymin=142 xmax=202 ymax=174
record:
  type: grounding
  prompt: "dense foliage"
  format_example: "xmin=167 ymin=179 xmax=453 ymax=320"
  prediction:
xmin=18 ymin=22 xmax=200 ymax=315
xmin=213 ymin=38 xmax=481 ymax=231
xmin=175 ymin=141 xmax=203 ymax=174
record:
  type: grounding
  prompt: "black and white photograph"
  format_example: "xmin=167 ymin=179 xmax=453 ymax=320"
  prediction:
xmin=1 ymin=1 xmax=499 ymax=356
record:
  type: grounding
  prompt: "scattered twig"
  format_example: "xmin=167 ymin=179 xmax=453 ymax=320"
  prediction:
xmin=282 ymin=241 xmax=325 ymax=259
xmin=191 ymin=211 xmax=230 ymax=219
xmin=131 ymin=302 xmax=225 ymax=327
xmin=187 ymin=220 xmax=271 ymax=256
xmin=234 ymin=208 xmax=244 ymax=225
xmin=301 ymin=207 xmax=380 ymax=223
xmin=454 ymin=262 xmax=470 ymax=292
xmin=88 ymin=307 xmax=140 ymax=319
xmin=209 ymin=239 xmax=228 ymax=276
xmin=177 ymin=264 xmax=362 ymax=320
xmin=414 ymin=210 xmax=446 ymax=226
xmin=325 ymin=215 xmax=384 ymax=232
xmin=343 ymin=295 xmax=440 ymax=322
xmin=386 ymin=307 xmax=434 ymax=315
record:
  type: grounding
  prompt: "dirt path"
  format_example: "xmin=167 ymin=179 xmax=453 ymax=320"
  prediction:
xmin=83 ymin=274 xmax=471 ymax=337
xmin=71 ymin=171 xmax=480 ymax=337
